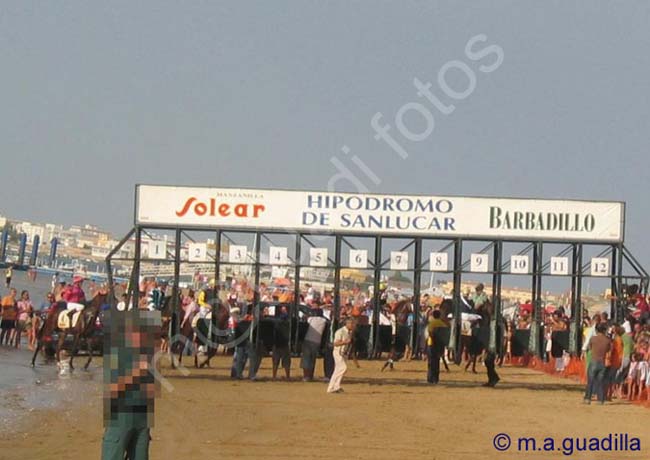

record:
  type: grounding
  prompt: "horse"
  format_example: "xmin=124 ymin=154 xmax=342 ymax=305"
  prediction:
xmin=31 ymin=292 xmax=109 ymax=370
xmin=172 ymin=298 xmax=230 ymax=369
xmin=463 ymin=299 xmax=494 ymax=373
xmin=159 ymin=296 xmax=174 ymax=354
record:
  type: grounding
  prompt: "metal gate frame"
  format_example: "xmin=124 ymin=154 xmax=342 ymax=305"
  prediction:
xmin=106 ymin=225 xmax=649 ymax=359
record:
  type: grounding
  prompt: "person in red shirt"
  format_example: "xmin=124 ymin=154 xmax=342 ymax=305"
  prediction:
xmin=63 ymin=276 xmax=87 ymax=322
xmin=62 ymin=276 xmax=86 ymax=304
xmin=634 ymin=293 xmax=649 ymax=319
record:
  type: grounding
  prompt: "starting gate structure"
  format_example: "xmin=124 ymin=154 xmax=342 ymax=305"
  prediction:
xmin=106 ymin=185 xmax=648 ymax=359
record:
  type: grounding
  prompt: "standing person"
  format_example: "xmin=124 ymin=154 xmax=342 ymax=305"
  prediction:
xmin=584 ymin=323 xmax=611 ymax=405
xmin=1 ymin=288 xmax=18 ymax=346
xmin=272 ymin=310 xmax=291 ymax=380
xmin=102 ymin=312 xmax=159 ymax=460
xmin=617 ymin=324 xmax=635 ymax=398
xmin=471 ymin=284 xmax=488 ymax=310
xmin=327 ymin=318 xmax=355 ymax=394
xmin=146 ymin=282 xmax=166 ymax=312
xmin=426 ymin=310 xmax=449 ymax=385
xmin=301 ymin=308 xmax=327 ymax=381
xmin=581 ymin=314 xmax=602 ymax=372
xmin=16 ymin=290 xmax=33 ymax=349
xmin=5 ymin=265 xmax=13 ymax=288
xmin=607 ymin=326 xmax=624 ymax=400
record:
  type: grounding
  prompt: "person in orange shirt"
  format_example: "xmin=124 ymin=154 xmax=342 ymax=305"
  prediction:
xmin=606 ymin=326 xmax=624 ymax=401
xmin=1 ymin=288 xmax=18 ymax=346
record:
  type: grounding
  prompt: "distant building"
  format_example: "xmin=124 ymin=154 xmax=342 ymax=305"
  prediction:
xmin=13 ymin=221 xmax=45 ymax=244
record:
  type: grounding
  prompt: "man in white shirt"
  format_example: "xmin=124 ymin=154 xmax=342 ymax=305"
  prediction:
xmin=327 ymin=318 xmax=355 ymax=394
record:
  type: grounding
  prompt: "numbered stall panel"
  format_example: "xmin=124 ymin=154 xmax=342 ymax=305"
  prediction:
xmin=309 ymin=247 xmax=328 ymax=267
xmin=188 ymin=243 xmax=208 ymax=262
xmin=510 ymin=255 xmax=529 ymax=274
xmin=147 ymin=241 xmax=167 ymax=260
xmin=269 ymin=246 xmax=288 ymax=265
xmin=550 ymin=256 xmax=569 ymax=275
xmin=429 ymin=252 xmax=449 ymax=272
xmin=470 ymin=253 xmax=489 ymax=273
xmin=229 ymin=245 xmax=248 ymax=263
xmin=348 ymin=249 xmax=368 ymax=269
xmin=390 ymin=251 xmax=409 ymax=270
xmin=590 ymin=257 xmax=610 ymax=277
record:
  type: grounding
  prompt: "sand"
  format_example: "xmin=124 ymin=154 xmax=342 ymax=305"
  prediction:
xmin=1 ymin=356 xmax=648 ymax=460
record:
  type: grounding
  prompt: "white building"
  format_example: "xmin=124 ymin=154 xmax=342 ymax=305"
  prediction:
xmin=14 ymin=221 xmax=45 ymax=244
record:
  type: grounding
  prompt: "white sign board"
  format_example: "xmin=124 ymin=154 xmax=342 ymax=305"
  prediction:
xmin=269 ymin=246 xmax=288 ymax=265
xmin=309 ymin=248 xmax=328 ymax=267
xmin=136 ymin=185 xmax=625 ymax=243
xmin=229 ymin=245 xmax=247 ymax=263
xmin=188 ymin=243 xmax=207 ymax=262
xmin=148 ymin=241 xmax=167 ymax=260
xmin=591 ymin=257 xmax=610 ymax=277
xmin=390 ymin=251 xmax=409 ymax=270
xmin=429 ymin=252 xmax=448 ymax=271
xmin=470 ymin=253 xmax=489 ymax=273
xmin=348 ymin=249 xmax=368 ymax=269
xmin=550 ymin=257 xmax=569 ymax=275
xmin=510 ymin=255 xmax=529 ymax=274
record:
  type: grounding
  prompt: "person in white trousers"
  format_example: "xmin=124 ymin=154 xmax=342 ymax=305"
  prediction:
xmin=327 ymin=318 xmax=355 ymax=394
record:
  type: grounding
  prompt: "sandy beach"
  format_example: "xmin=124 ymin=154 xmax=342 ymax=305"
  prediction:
xmin=1 ymin=356 xmax=648 ymax=460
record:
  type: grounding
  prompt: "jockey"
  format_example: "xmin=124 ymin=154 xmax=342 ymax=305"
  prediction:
xmin=197 ymin=290 xmax=211 ymax=319
xmin=63 ymin=275 xmax=86 ymax=319
xmin=145 ymin=282 xmax=166 ymax=311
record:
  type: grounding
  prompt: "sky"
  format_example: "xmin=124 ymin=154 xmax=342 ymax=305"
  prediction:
xmin=1 ymin=2 xmax=649 ymax=268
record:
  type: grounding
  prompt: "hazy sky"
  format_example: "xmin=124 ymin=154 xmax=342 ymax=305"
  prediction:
xmin=1 ymin=2 xmax=649 ymax=264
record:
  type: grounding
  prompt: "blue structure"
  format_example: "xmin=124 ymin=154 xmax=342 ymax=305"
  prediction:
xmin=29 ymin=234 xmax=40 ymax=266
xmin=17 ymin=233 xmax=27 ymax=266
xmin=49 ymin=237 xmax=58 ymax=266
xmin=0 ymin=227 xmax=8 ymax=262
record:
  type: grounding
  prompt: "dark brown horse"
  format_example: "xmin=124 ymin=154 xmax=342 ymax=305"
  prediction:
xmin=463 ymin=299 xmax=493 ymax=373
xmin=172 ymin=300 xmax=230 ymax=369
xmin=31 ymin=292 xmax=109 ymax=370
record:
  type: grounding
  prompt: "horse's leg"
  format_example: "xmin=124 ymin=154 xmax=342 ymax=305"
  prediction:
xmin=84 ymin=337 xmax=93 ymax=370
xmin=56 ymin=331 xmax=66 ymax=364
xmin=69 ymin=332 xmax=80 ymax=371
xmin=440 ymin=352 xmax=446 ymax=371
xmin=31 ymin=341 xmax=41 ymax=367
xmin=177 ymin=336 xmax=184 ymax=366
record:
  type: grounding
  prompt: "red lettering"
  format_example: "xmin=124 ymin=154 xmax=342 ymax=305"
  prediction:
xmin=176 ymin=197 xmax=198 ymax=217
xmin=175 ymin=197 xmax=266 ymax=219
xmin=234 ymin=204 xmax=247 ymax=217
xmin=195 ymin=202 xmax=207 ymax=216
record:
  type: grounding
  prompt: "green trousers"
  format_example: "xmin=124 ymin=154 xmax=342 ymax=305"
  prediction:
xmin=101 ymin=414 xmax=150 ymax=460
